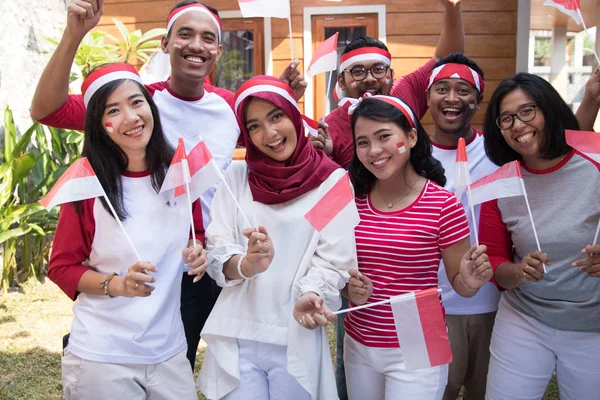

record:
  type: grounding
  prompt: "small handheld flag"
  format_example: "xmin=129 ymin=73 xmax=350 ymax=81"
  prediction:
xmin=238 ymin=0 xmax=293 ymax=59
xmin=454 ymin=138 xmax=479 ymax=246
xmin=40 ymin=158 xmax=142 ymax=261
xmin=306 ymin=33 xmax=339 ymax=117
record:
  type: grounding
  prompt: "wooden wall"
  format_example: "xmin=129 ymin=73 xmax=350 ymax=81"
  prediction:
xmin=99 ymin=0 xmax=518 ymax=132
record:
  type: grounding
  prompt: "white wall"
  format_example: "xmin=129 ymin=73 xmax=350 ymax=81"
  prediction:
xmin=0 ymin=0 xmax=68 ymax=131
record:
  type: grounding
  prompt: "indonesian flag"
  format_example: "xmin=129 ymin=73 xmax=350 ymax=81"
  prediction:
xmin=39 ymin=158 xmax=105 ymax=210
xmin=238 ymin=0 xmax=290 ymax=19
xmin=469 ymin=160 xmax=524 ymax=206
xmin=302 ymin=115 xmax=319 ymax=137
xmin=543 ymin=0 xmax=582 ymax=25
xmin=160 ymin=138 xmax=222 ymax=202
xmin=391 ymin=288 xmax=452 ymax=371
xmin=160 ymin=138 xmax=188 ymax=197
xmin=306 ymin=33 xmax=339 ymax=78
xmin=453 ymin=137 xmax=471 ymax=200
xmin=304 ymin=172 xmax=359 ymax=242
xmin=566 ymin=129 xmax=600 ymax=163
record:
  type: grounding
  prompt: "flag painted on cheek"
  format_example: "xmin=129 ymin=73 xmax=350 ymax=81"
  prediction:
xmin=396 ymin=141 xmax=406 ymax=154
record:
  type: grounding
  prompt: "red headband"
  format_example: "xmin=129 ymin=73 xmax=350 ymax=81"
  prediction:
xmin=167 ymin=3 xmax=221 ymax=41
xmin=81 ymin=63 xmax=142 ymax=107
xmin=339 ymin=47 xmax=392 ymax=73
xmin=339 ymin=94 xmax=416 ymax=128
xmin=427 ymin=63 xmax=485 ymax=94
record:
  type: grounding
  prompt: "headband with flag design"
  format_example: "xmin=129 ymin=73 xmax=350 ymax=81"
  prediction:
xmin=167 ymin=3 xmax=222 ymax=42
xmin=339 ymin=94 xmax=416 ymax=128
xmin=427 ymin=63 xmax=485 ymax=94
xmin=81 ymin=63 xmax=143 ymax=107
xmin=339 ymin=47 xmax=392 ymax=73
xmin=234 ymin=78 xmax=319 ymax=136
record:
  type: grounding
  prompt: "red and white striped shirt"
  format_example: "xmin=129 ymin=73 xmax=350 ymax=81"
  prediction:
xmin=344 ymin=180 xmax=469 ymax=348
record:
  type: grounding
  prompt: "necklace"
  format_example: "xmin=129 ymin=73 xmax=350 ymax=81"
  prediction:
xmin=375 ymin=184 xmax=413 ymax=209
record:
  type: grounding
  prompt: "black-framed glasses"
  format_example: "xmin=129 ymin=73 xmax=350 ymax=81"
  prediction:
xmin=344 ymin=64 xmax=389 ymax=81
xmin=496 ymin=104 xmax=537 ymax=130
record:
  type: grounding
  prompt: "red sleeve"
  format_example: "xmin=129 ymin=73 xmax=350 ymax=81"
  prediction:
xmin=438 ymin=194 xmax=470 ymax=250
xmin=38 ymin=94 xmax=86 ymax=131
xmin=324 ymin=108 xmax=353 ymax=168
xmin=48 ymin=199 xmax=96 ymax=300
xmin=390 ymin=58 xmax=437 ymax=120
xmin=479 ymin=199 xmax=513 ymax=270
xmin=191 ymin=199 xmax=206 ymax=245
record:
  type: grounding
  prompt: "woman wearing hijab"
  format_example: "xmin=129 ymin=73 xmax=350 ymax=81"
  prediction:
xmin=196 ymin=76 xmax=358 ymax=400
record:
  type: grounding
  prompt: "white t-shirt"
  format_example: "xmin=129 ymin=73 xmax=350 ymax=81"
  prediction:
xmin=433 ymin=132 xmax=501 ymax=315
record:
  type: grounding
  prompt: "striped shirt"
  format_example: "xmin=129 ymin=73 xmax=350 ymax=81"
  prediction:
xmin=345 ymin=180 xmax=470 ymax=348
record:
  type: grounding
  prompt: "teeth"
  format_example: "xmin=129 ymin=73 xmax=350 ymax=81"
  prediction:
xmin=267 ymin=138 xmax=284 ymax=147
xmin=372 ymin=157 xmax=389 ymax=166
xmin=443 ymin=108 xmax=461 ymax=113
xmin=185 ymin=56 xmax=204 ymax=63
xmin=516 ymin=132 xmax=534 ymax=143
xmin=124 ymin=126 xmax=143 ymax=136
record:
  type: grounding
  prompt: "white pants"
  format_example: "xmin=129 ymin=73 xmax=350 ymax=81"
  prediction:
xmin=61 ymin=348 xmax=197 ymax=400
xmin=344 ymin=335 xmax=448 ymax=400
xmin=486 ymin=296 xmax=600 ymax=400
xmin=223 ymin=339 xmax=310 ymax=400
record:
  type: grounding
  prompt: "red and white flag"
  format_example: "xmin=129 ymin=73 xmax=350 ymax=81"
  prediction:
xmin=391 ymin=288 xmax=452 ymax=371
xmin=238 ymin=0 xmax=290 ymax=18
xmin=302 ymin=115 xmax=319 ymax=137
xmin=160 ymin=138 xmax=188 ymax=197
xmin=454 ymin=137 xmax=471 ymax=200
xmin=543 ymin=0 xmax=582 ymax=25
xmin=306 ymin=33 xmax=339 ymax=78
xmin=469 ymin=160 xmax=524 ymax=205
xmin=39 ymin=158 xmax=105 ymax=210
xmin=566 ymin=129 xmax=600 ymax=163
xmin=182 ymin=139 xmax=223 ymax=202
xmin=304 ymin=172 xmax=359 ymax=242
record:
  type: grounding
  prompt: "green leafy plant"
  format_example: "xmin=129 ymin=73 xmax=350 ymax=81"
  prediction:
xmin=107 ymin=18 xmax=166 ymax=65
xmin=1 ymin=107 xmax=83 ymax=292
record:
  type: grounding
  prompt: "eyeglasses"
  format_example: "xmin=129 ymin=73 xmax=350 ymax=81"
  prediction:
xmin=496 ymin=105 xmax=537 ymax=130
xmin=344 ymin=64 xmax=389 ymax=81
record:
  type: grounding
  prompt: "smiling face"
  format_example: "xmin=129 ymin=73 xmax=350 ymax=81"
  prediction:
xmin=245 ymin=98 xmax=298 ymax=162
xmin=354 ymin=116 xmax=417 ymax=181
xmin=427 ymin=78 xmax=481 ymax=136
xmin=338 ymin=59 xmax=393 ymax=99
xmin=161 ymin=10 xmax=222 ymax=84
xmin=100 ymin=80 xmax=154 ymax=160
xmin=498 ymin=88 xmax=545 ymax=163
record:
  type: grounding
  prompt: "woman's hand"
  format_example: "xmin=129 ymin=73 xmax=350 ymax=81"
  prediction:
xmin=241 ymin=225 xmax=274 ymax=277
xmin=294 ymin=292 xmax=336 ymax=330
xmin=347 ymin=268 xmax=373 ymax=305
xmin=459 ymin=244 xmax=493 ymax=290
xmin=110 ymin=261 xmax=158 ymax=298
xmin=572 ymin=245 xmax=600 ymax=278
xmin=182 ymin=240 xmax=208 ymax=283
xmin=517 ymin=250 xmax=549 ymax=284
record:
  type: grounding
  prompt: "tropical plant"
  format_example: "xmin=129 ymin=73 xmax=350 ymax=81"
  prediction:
xmin=0 ymin=107 xmax=83 ymax=292
xmin=107 ymin=18 xmax=166 ymax=66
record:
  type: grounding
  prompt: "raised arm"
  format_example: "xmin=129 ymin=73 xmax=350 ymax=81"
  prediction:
xmin=575 ymin=67 xmax=600 ymax=131
xmin=30 ymin=0 xmax=103 ymax=121
xmin=434 ymin=0 xmax=465 ymax=60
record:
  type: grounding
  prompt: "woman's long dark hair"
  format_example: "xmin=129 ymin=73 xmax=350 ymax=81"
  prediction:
xmin=81 ymin=79 xmax=174 ymax=220
xmin=483 ymin=73 xmax=578 ymax=166
xmin=348 ymin=98 xmax=446 ymax=196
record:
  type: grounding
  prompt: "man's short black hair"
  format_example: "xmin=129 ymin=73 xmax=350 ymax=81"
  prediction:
xmin=432 ymin=52 xmax=484 ymax=79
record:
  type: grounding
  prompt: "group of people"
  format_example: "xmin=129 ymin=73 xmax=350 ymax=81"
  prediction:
xmin=32 ymin=0 xmax=600 ymax=399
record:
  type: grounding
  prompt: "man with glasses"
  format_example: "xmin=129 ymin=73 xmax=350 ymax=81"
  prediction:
xmin=311 ymin=0 xmax=465 ymax=170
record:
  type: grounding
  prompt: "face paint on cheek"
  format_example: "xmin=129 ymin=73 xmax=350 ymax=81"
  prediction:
xmin=174 ymin=41 xmax=183 ymax=49
xmin=385 ymin=79 xmax=390 ymax=85
xmin=350 ymin=82 xmax=358 ymax=88
xmin=396 ymin=141 xmax=406 ymax=154
xmin=105 ymin=122 xmax=113 ymax=134
xmin=469 ymin=101 xmax=475 ymax=110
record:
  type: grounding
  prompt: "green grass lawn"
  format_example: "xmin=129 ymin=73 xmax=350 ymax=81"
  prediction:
xmin=0 ymin=279 xmax=559 ymax=399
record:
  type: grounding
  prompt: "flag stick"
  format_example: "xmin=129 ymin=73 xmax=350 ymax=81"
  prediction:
xmin=333 ymin=289 xmax=442 ymax=315
xmin=102 ymin=193 xmax=142 ymax=261
xmin=593 ymin=218 xmax=600 ymax=245
xmin=288 ymin=17 xmax=294 ymax=60
xmin=577 ymin=9 xmax=600 ymax=65
xmin=465 ymin=183 xmax=479 ymax=247
xmin=182 ymin=159 xmax=197 ymax=248
xmin=215 ymin=169 xmax=253 ymax=228
xmin=519 ymin=178 xmax=547 ymax=273
xmin=323 ymin=70 xmax=333 ymax=118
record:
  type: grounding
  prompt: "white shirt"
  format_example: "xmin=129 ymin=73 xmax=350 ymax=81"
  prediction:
xmin=197 ymin=162 xmax=358 ymax=400
xmin=433 ymin=133 xmax=501 ymax=315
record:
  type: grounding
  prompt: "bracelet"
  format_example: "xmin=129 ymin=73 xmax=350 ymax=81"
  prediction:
xmin=236 ymin=255 xmax=254 ymax=280
xmin=459 ymin=275 xmax=479 ymax=291
xmin=100 ymin=272 xmax=118 ymax=298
